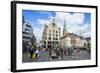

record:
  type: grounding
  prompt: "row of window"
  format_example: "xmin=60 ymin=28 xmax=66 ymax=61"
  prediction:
xmin=23 ymin=23 xmax=32 ymax=32
xmin=23 ymin=36 xmax=31 ymax=39
xmin=26 ymin=24 xmax=31 ymax=28
xmin=26 ymin=28 xmax=30 ymax=31
xmin=43 ymin=33 xmax=60 ymax=38
xmin=49 ymin=30 xmax=60 ymax=33
xmin=44 ymin=37 xmax=59 ymax=40
xmin=23 ymin=32 xmax=30 ymax=35
xmin=44 ymin=41 xmax=58 ymax=45
xmin=43 ymin=30 xmax=60 ymax=36
xmin=49 ymin=33 xmax=60 ymax=37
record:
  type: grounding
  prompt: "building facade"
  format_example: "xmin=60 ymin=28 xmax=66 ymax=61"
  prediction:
xmin=22 ymin=22 xmax=34 ymax=42
xmin=42 ymin=18 xmax=61 ymax=49
xmin=22 ymin=16 xmax=37 ymax=52
xmin=60 ymin=20 xmax=87 ymax=49
xmin=61 ymin=33 xmax=87 ymax=48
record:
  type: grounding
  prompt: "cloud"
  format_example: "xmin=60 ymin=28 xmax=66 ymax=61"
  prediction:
xmin=37 ymin=11 xmax=54 ymax=19
xmin=33 ymin=12 xmax=91 ymax=43
xmin=37 ymin=18 xmax=50 ymax=26
xmin=54 ymin=12 xmax=90 ymax=37
xmin=55 ymin=12 xmax=84 ymax=25
xmin=33 ymin=27 xmax=43 ymax=43
xmin=33 ymin=18 xmax=53 ymax=43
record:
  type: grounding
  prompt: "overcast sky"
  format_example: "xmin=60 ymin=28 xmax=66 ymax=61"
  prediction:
xmin=23 ymin=10 xmax=91 ymax=43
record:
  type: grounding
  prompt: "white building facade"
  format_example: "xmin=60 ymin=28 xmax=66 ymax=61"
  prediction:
xmin=42 ymin=19 xmax=61 ymax=48
xmin=60 ymin=20 xmax=87 ymax=49
xmin=60 ymin=33 xmax=86 ymax=49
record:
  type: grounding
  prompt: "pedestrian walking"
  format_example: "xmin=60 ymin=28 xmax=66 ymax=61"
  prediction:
xmin=68 ymin=48 xmax=69 ymax=56
xmin=60 ymin=48 xmax=63 ymax=59
xmin=68 ymin=48 xmax=71 ymax=56
xmin=64 ymin=49 xmax=67 ymax=56
xmin=70 ymin=47 xmax=73 ymax=56
xmin=35 ymin=49 xmax=39 ymax=61
xmin=30 ymin=48 xmax=33 ymax=59
xmin=48 ymin=48 xmax=51 ymax=58
xmin=56 ymin=49 xmax=60 ymax=59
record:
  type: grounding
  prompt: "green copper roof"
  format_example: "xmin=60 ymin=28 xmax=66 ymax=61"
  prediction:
xmin=63 ymin=20 xmax=67 ymax=32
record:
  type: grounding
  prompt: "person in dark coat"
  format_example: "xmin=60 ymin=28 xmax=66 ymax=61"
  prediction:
xmin=30 ymin=48 xmax=33 ymax=59
xmin=56 ymin=49 xmax=60 ymax=59
xmin=68 ymin=48 xmax=70 ymax=56
xmin=30 ymin=47 xmax=36 ymax=59
xmin=60 ymin=48 xmax=63 ymax=59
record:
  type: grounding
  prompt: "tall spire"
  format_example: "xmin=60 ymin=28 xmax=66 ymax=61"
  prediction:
xmin=52 ymin=17 xmax=56 ymax=27
xmin=63 ymin=19 xmax=67 ymax=35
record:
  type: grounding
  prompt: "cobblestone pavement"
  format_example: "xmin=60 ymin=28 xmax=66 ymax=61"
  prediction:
xmin=22 ymin=49 xmax=91 ymax=63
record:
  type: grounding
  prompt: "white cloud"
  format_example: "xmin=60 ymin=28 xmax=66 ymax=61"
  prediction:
xmin=37 ymin=18 xmax=50 ymax=26
xmin=33 ymin=18 xmax=53 ymax=43
xmin=55 ymin=12 xmax=84 ymax=25
xmin=33 ymin=12 xmax=91 ymax=43
xmin=33 ymin=27 xmax=43 ymax=43
xmin=54 ymin=12 xmax=90 ymax=37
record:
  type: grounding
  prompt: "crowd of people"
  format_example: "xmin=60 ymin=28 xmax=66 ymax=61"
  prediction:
xmin=25 ymin=46 xmax=40 ymax=61
xmin=48 ymin=47 xmax=75 ymax=60
xmin=24 ymin=45 xmax=90 ymax=61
